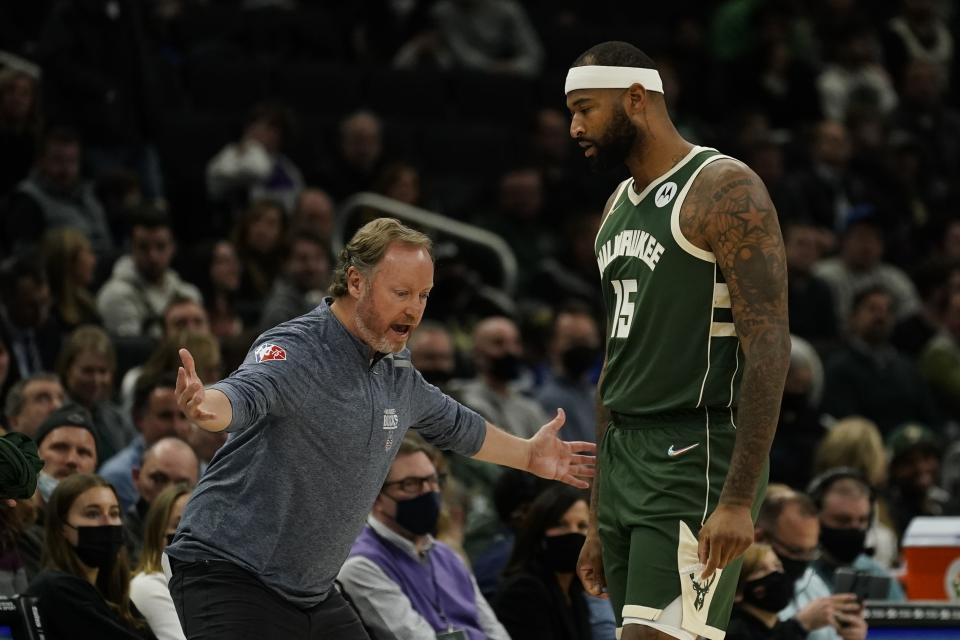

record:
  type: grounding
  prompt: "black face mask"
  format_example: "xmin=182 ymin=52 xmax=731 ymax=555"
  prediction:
xmin=71 ymin=524 xmax=124 ymax=569
xmin=391 ymin=491 xmax=441 ymax=536
xmin=489 ymin=354 xmax=520 ymax=381
xmin=561 ymin=345 xmax=598 ymax=380
xmin=776 ymin=554 xmax=810 ymax=583
xmin=420 ymin=369 xmax=453 ymax=386
xmin=820 ymin=525 xmax=866 ymax=565
xmin=742 ymin=571 xmax=795 ymax=612
xmin=542 ymin=532 xmax=585 ymax=574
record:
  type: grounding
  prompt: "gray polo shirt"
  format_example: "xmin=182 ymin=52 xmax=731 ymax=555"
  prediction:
xmin=166 ymin=299 xmax=487 ymax=607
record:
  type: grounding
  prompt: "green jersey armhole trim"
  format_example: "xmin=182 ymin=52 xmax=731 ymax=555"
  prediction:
xmin=669 ymin=154 xmax=736 ymax=264
xmin=594 ymin=177 xmax=633 ymax=250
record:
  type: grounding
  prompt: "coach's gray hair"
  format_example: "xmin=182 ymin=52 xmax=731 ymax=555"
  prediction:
xmin=330 ymin=218 xmax=432 ymax=298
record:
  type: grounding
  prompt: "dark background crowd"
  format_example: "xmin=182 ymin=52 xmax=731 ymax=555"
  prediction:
xmin=0 ymin=0 xmax=959 ymax=639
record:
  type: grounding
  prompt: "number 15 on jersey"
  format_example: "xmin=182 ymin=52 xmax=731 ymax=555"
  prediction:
xmin=610 ymin=279 xmax=637 ymax=339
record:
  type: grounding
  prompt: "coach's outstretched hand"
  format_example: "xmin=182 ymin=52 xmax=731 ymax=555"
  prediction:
xmin=176 ymin=348 xmax=232 ymax=432
xmin=526 ymin=409 xmax=597 ymax=489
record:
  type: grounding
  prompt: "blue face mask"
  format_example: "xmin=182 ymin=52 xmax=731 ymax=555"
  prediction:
xmin=391 ymin=491 xmax=441 ymax=536
xmin=37 ymin=472 xmax=59 ymax=502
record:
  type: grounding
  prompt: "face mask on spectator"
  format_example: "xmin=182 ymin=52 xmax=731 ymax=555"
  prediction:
xmin=68 ymin=524 xmax=124 ymax=568
xmin=775 ymin=554 xmax=809 ymax=583
xmin=819 ymin=525 xmax=866 ymax=564
xmin=391 ymin=491 xmax=441 ymax=536
xmin=542 ymin=532 xmax=585 ymax=573
xmin=37 ymin=471 xmax=59 ymax=503
xmin=561 ymin=345 xmax=597 ymax=380
xmin=489 ymin=354 xmax=521 ymax=381
xmin=742 ymin=570 xmax=795 ymax=612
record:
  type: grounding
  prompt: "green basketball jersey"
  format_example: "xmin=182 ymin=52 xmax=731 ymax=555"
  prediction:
xmin=596 ymin=146 xmax=744 ymax=417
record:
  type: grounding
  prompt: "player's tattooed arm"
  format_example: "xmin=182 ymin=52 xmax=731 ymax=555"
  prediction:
xmin=681 ymin=160 xmax=790 ymax=507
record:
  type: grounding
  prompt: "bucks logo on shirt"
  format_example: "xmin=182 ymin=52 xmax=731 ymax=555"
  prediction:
xmin=595 ymin=146 xmax=744 ymax=418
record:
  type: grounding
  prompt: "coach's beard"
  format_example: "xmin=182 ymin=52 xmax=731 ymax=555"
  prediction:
xmin=588 ymin=108 xmax=638 ymax=173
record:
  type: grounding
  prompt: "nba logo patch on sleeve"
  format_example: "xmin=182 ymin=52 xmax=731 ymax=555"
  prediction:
xmin=255 ymin=343 xmax=287 ymax=363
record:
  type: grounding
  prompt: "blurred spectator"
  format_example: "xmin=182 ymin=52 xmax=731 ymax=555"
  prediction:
xmin=0 ymin=338 xmax=9 ymax=402
xmin=493 ymin=484 xmax=594 ymax=640
xmin=811 ymin=417 xmax=898 ymax=569
xmin=455 ymin=316 xmax=547 ymax=438
xmin=807 ymin=469 xmax=905 ymax=601
xmin=189 ymin=240 xmax=250 ymax=340
xmin=95 ymin=167 xmax=141 ymax=244
xmin=882 ymin=0 xmax=954 ymax=88
xmin=884 ymin=423 xmax=954 ymax=539
xmin=529 ymin=108 xmax=583 ymax=219
xmin=351 ymin=0 xmax=433 ymax=65
xmin=740 ymin=34 xmax=823 ymax=130
xmin=726 ymin=543 xmax=809 ymax=640
xmin=37 ymin=0 xmax=165 ymax=200
xmin=374 ymin=161 xmax=423 ymax=207
xmin=919 ymin=289 xmax=960 ymax=414
xmin=890 ymin=60 xmax=960 ymax=207
xmin=130 ymin=483 xmax=191 ymax=640
xmin=231 ymin=198 xmax=287 ymax=304
xmin=418 ymin=0 xmax=544 ymax=76
xmin=96 ymin=207 xmax=201 ymax=338
xmin=3 ymin=372 xmax=64 ymax=439
xmin=484 ymin=167 xmax=555 ymax=279
xmin=755 ymin=490 xmax=866 ymax=640
xmin=0 ymin=254 xmax=61 ymax=390
xmin=817 ymin=22 xmax=898 ymax=122
xmin=784 ymin=221 xmax=838 ymax=352
xmin=34 ymin=403 xmax=98 ymax=504
xmin=821 ymin=285 xmax=940 ymax=434
xmin=291 ymin=188 xmax=336 ymax=247
xmin=814 ymin=213 xmax=922 ymax=331
xmin=338 ymin=434 xmax=509 ymax=639
xmin=470 ymin=468 xmax=548 ymax=600
xmin=0 ymin=61 xmax=41 ymax=195
xmin=41 ymin=227 xmax=100 ymax=331
xmin=318 ymin=110 xmax=384 ymax=201
xmin=25 ymin=473 xmax=145 ymax=639
xmin=0 ymin=500 xmax=29 ymax=595
xmin=206 ymin=102 xmax=303 ymax=215
xmin=57 ymin=325 xmax=135 ymax=462
xmin=535 ymin=305 xmax=601 ymax=445
xmin=4 ymin=127 xmax=114 ymax=260
xmin=123 ymin=437 xmax=198 ymax=565
xmin=258 ymin=233 xmax=330 ymax=332
xmin=770 ymin=336 xmax=825 ymax=490
xmin=781 ymin=120 xmax=871 ymax=236
xmin=408 ymin=321 xmax=457 ymax=389
xmin=99 ymin=372 xmax=189 ymax=512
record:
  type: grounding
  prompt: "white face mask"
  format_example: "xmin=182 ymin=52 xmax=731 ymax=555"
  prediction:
xmin=37 ymin=471 xmax=59 ymax=502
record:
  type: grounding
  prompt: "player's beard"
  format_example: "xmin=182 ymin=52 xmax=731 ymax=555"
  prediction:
xmin=355 ymin=289 xmax=406 ymax=354
xmin=589 ymin=106 xmax=639 ymax=173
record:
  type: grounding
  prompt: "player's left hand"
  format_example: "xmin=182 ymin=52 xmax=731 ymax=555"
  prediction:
xmin=526 ymin=409 xmax=597 ymax=489
xmin=698 ymin=503 xmax=754 ymax=580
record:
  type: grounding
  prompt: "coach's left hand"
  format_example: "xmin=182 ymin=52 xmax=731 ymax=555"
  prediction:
xmin=526 ymin=409 xmax=597 ymax=489
xmin=698 ymin=503 xmax=754 ymax=580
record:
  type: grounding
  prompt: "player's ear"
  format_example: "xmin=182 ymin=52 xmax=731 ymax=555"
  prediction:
xmin=624 ymin=83 xmax=648 ymax=116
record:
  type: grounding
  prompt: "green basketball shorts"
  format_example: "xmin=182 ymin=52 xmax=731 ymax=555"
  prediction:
xmin=597 ymin=408 xmax=768 ymax=640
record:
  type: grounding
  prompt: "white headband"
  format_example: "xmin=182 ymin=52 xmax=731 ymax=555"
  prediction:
xmin=564 ymin=65 xmax=663 ymax=95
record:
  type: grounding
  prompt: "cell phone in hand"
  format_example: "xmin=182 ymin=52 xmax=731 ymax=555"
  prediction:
xmin=833 ymin=568 xmax=890 ymax=602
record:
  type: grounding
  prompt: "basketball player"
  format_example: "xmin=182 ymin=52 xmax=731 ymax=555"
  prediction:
xmin=568 ymin=42 xmax=790 ymax=640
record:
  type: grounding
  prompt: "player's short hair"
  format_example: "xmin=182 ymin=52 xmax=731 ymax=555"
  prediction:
xmin=330 ymin=218 xmax=432 ymax=298
xmin=572 ymin=41 xmax=658 ymax=70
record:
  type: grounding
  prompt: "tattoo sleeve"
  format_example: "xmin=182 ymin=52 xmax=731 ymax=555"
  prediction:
xmin=681 ymin=160 xmax=790 ymax=507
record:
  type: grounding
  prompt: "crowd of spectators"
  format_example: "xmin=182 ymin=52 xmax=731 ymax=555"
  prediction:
xmin=0 ymin=0 xmax=959 ymax=638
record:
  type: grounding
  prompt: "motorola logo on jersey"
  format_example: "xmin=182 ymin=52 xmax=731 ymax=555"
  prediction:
xmin=655 ymin=181 xmax=678 ymax=207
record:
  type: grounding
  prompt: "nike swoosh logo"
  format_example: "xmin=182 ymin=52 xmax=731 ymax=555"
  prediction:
xmin=667 ymin=443 xmax=700 ymax=457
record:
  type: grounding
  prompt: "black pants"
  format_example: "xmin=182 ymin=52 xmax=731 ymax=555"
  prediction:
xmin=169 ymin=558 xmax=371 ymax=640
